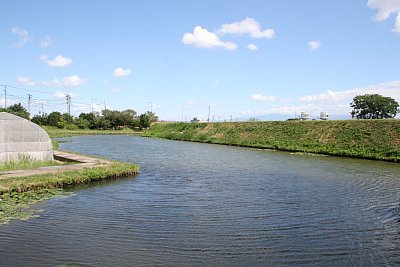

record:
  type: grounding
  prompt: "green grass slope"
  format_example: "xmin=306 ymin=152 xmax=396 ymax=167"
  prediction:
xmin=144 ymin=120 xmax=400 ymax=162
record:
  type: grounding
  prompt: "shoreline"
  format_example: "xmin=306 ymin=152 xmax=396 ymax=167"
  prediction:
xmin=143 ymin=120 xmax=400 ymax=163
xmin=0 ymin=150 xmax=139 ymax=224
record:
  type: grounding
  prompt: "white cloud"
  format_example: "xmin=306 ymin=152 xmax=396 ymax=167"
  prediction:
xmin=245 ymin=81 xmax=400 ymax=118
xmin=299 ymin=80 xmax=400 ymax=103
xmin=16 ymin=76 xmax=36 ymax=86
xmin=251 ymin=94 xmax=277 ymax=101
xmin=62 ymin=75 xmax=87 ymax=87
xmin=394 ymin=12 xmax=400 ymax=33
xmin=10 ymin=27 xmax=30 ymax=48
xmin=182 ymin=26 xmax=237 ymax=50
xmin=186 ymin=100 xmax=196 ymax=105
xmin=110 ymin=87 xmax=121 ymax=93
xmin=17 ymin=75 xmax=87 ymax=88
xmin=247 ymin=43 xmax=258 ymax=50
xmin=152 ymin=103 xmax=162 ymax=109
xmin=368 ymin=0 xmax=400 ymax=21
xmin=217 ymin=17 xmax=275 ymax=38
xmin=40 ymin=35 xmax=52 ymax=48
xmin=53 ymin=91 xmax=68 ymax=99
xmin=113 ymin=67 xmax=132 ymax=77
xmin=40 ymin=54 xmax=72 ymax=67
xmin=368 ymin=0 xmax=400 ymax=32
xmin=308 ymin=41 xmax=321 ymax=50
xmin=213 ymin=80 xmax=221 ymax=84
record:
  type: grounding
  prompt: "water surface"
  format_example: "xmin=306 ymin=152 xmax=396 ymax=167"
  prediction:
xmin=1 ymin=135 xmax=400 ymax=266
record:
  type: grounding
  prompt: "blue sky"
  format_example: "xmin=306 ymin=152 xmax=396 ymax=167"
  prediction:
xmin=1 ymin=0 xmax=400 ymax=121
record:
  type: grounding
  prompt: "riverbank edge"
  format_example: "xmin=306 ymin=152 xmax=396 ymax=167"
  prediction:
xmin=143 ymin=120 xmax=400 ymax=162
xmin=0 ymin=150 xmax=139 ymax=224
xmin=45 ymin=127 xmax=143 ymax=138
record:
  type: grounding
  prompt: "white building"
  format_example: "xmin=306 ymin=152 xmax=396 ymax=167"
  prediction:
xmin=300 ymin=112 xmax=309 ymax=120
xmin=320 ymin=112 xmax=329 ymax=120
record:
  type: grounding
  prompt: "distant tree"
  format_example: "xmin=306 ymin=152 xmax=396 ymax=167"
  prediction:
xmin=74 ymin=117 xmax=90 ymax=129
xmin=62 ymin=113 xmax=75 ymax=124
xmin=98 ymin=117 xmax=111 ymax=130
xmin=31 ymin=114 xmax=48 ymax=126
xmin=139 ymin=113 xmax=150 ymax=129
xmin=47 ymin=111 xmax=64 ymax=128
xmin=138 ymin=111 xmax=158 ymax=129
xmin=121 ymin=109 xmax=137 ymax=128
xmin=0 ymin=103 xmax=30 ymax=119
xmin=79 ymin=112 xmax=98 ymax=129
xmin=75 ymin=108 xmax=154 ymax=130
xmin=350 ymin=94 xmax=399 ymax=119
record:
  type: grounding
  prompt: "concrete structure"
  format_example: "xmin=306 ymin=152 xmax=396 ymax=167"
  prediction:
xmin=0 ymin=112 xmax=53 ymax=163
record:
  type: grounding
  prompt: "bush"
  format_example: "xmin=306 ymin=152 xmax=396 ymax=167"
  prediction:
xmin=65 ymin=124 xmax=78 ymax=130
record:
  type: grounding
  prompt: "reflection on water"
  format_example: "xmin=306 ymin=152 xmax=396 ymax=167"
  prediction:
xmin=1 ymin=135 xmax=400 ymax=266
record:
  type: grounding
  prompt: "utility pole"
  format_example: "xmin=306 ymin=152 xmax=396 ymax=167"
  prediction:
xmin=4 ymin=85 xmax=7 ymax=109
xmin=146 ymin=102 xmax=153 ymax=113
xmin=92 ymin=99 xmax=97 ymax=113
xmin=39 ymin=103 xmax=44 ymax=115
xmin=207 ymin=105 xmax=210 ymax=122
xmin=27 ymin=94 xmax=32 ymax=114
xmin=66 ymin=94 xmax=71 ymax=114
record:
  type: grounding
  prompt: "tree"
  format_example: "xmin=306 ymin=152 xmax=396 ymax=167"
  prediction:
xmin=62 ymin=113 xmax=74 ymax=124
xmin=121 ymin=109 xmax=137 ymax=128
xmin=138 ymin=111 xmax=158 ymax=129
xmin=79 ymin=112 xmax=98 ymax=129
xmin=31 ymin=114 xmax=48 ymax=126
xmin=0 ymin=103 xmax=30 ymax=119
xmin=350 ymin=94 xmax=399 ymax=119
xmin=74 ymin=117 xmax=90 ymax=129
xmin=47 ymin=111 xmax=64 ymax=128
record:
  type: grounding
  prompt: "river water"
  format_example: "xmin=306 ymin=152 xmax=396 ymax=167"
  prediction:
xmin=1 ymin=135 xmax=400 ymax=266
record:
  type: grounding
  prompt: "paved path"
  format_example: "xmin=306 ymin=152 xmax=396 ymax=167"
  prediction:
xmin=0 ymin=150 xmax=112 ymax=179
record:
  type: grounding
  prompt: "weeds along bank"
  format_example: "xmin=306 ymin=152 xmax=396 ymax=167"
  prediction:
xmin=0 ymin=162 xmax=139 ymax=224
xmin=144 ymin=120 xmax=400 ymax=162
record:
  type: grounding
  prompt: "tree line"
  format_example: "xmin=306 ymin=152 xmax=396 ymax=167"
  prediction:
xmin=0 ymin=103 xmax=158 ymax=130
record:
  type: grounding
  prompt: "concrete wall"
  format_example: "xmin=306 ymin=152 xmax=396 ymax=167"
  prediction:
xmin=0 ymin=112 xmax=53 ymax=163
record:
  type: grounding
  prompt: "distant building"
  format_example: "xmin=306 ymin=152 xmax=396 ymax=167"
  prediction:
xmin=300 ymin=112 xmax=309 ymax=120
xmin=320 ymin=112 xmax=329 ymax=120
xmin=191 ymin=117 xmax=200 ymax=123
xmin=0 ymin=112 xmax=53 ymax=163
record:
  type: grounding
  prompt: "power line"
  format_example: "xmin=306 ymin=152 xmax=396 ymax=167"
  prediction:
xmin=5 ymin=85 xmax=56 ymax=95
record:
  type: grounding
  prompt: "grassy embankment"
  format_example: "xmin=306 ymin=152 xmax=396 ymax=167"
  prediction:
xmin=0 ymin=128 xmax=140 ymax=224
xmin=143 ymin=120 xmax=400 ymax=162
xmin=44 ymin=126 xmax=142 ymax=138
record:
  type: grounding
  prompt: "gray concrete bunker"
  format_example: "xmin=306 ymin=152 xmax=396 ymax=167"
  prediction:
xmin=0 ymin=112 xmax=53 ymax=163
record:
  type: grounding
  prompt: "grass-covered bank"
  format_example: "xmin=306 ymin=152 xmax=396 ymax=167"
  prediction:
xmin=143 ymin=120 xmax=400 ymax=162
xmin=0 ymin=159 xmax=65 ymax=172
xmin=0 ymin=160 xmax=139 ymax=224
xmin=44 ymin=126 xmax=143 ymax=138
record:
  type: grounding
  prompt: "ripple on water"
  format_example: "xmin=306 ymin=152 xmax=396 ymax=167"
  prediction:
xmin=1 ymin=135 xmax=400 ymax=266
